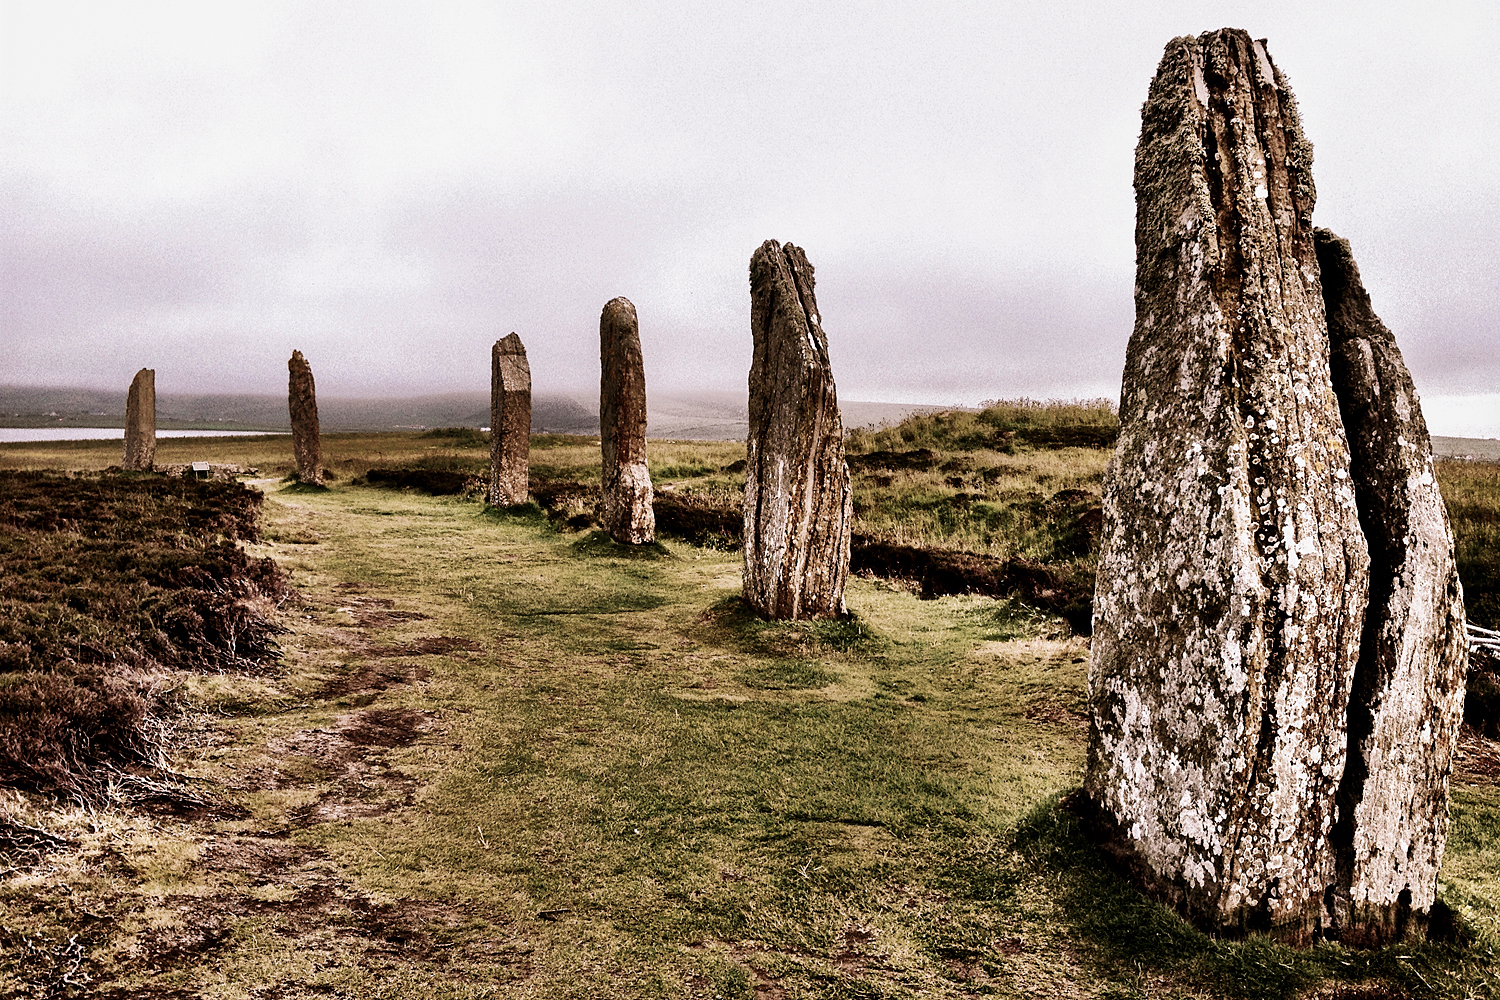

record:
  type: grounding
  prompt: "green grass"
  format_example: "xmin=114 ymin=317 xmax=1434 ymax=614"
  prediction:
xmin=0 ymin=430 xmax=1497 ymax=998
xmin=1438 ymin=460 xmax=1500 ymax=630
xmin=849 ymin=448 xmax=1107 ymax=559
xmin=0 ymin=470 xmax=1491 ymax=997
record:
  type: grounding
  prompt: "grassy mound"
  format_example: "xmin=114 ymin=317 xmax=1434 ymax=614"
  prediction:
xmin=847 ymin=398 xmax=1119 ymax=454
xmin=0 ymin=471 xmax=288 ymax=797
xmin=416 ymin=427 xmax=488 ymax=446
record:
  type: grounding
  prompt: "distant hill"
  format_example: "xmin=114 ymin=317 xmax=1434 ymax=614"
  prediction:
xmin=1433 ymin=436 xmax=1500 ymax=461
xmin=0 ymin=386 xmax=963 ymax=441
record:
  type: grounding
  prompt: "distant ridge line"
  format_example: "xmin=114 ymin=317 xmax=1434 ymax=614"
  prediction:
xmin=0 ymin=386 xmax=964 ymax=442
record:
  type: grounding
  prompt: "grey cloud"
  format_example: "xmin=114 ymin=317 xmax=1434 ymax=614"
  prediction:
xmin=2 ymin=3 xmax=1497 ymax=428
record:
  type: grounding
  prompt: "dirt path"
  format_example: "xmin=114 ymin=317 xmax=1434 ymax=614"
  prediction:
xmin=4 ymin=488 xmax=545 ymax=997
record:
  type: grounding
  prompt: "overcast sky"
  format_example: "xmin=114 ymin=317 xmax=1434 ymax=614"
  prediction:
xmin=2 ymin=2 xmax=1497 ymax=433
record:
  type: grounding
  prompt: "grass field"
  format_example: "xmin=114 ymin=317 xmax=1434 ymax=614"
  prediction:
xmin=1438 ymin=460 xmax=1500 ymax=631
xmin=1 ymin=425 xmax=1498 ymax=998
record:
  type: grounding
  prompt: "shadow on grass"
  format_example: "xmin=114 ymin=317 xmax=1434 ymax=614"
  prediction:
xmin=278 ymin=479 xmax=332 ymax=494
xmin=963 ymin=595 xmax=1057 ymax=641
xmin=702 ymin=594 xmax=887 ymax=659
xmin=569 ymin=530 xmax=674 ymax=560
xmin=510 ymin=590 xmax=671 ymax=617
xmin=1009 ymin=794 xmax=1498 ymax=1000
xmin=480 ymin=500 xmax=548 ymax=523
xmin=736 ymin=659 xmax=836 ymax=691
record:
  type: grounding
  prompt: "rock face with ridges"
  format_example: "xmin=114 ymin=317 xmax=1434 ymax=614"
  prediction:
xmin=288 ymin=351 xmax=323 ymax=485
xmin=122 ymin=368 xmax=156 ymax=471
xmin=599 ymin=298 xmax=655 ymax=544
xmin=1086 ymin=30 xmax=1370 ymax=943
xmin=743 ymin=240 xmax=851 ymax=619
xmin=487 ymin=333 xmax=532 ymax=507
xmin=1317 ymin=227 xmax=1468 ymax=944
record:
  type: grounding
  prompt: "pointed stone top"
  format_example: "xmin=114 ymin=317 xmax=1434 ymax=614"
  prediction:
xmin=602 ymin=296 xmax=636 ymax=320
xmin=749 ymin=240 xmax=829 ymax=360
xmin=1314 ymin=228 xmax=1398 ymax=349
xmin=496 ymin=332 xmax=527 ymax=355
xmin=132 ymin=367 xmax=154 ymax=379
xmin=1134 ymin=27 xmax=1317 ymax=321
xmin=751 ymin=239 xmax=814 ymax=283
xmin=290 ymin=349 xmax=309 ymax=367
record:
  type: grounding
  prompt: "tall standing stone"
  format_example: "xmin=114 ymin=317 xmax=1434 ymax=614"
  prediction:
xmin=487 ymin=333 xmax=531 ymax=507
xmin=743 ymin=240 xmax=852 ymax=620
xmin=599 ymin=297 xmax=655 ymax=544
xmin=122 ymin=368 xmax=156 ymax=471
xmin=1085 ymin=30 xmax=1369 ymax=942
xmin=1317 ymin=227 xmax=1468 ymax=944
xmin=287 ymin=350 xmax=323 ymax=486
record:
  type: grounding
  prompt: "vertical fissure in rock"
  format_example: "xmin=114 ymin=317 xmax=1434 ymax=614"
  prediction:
xmin=1316 ymin=226 xmax=1467 ymax=944
xmin=287 ymin=351 xmax=323 ymax=486
xmin=1087 ymin=28 xmax=1368 ymax=944
xmin=1091 ymin=28 xmax=1464 ymax=948
xmin=599 ymin=297 xmax=655 ymax=545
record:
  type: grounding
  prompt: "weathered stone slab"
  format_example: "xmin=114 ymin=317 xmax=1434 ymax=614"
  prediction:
xmin=1317 ymin=227 xmax=1468 ymax=944
xmin=487 ymin=333 xmax=531 ymax=507
xmin=599 ymin=297 xmax=655 ymax=544
xmin=122 ymin=368 xmax=156 ymax=471
xmin=743 ymin=240 xmax=851 ymax=619
xmin=1086 ymin=29 xmax=1369 ymax=942
xmin=288 ymin=350 xmax=323 ymax=486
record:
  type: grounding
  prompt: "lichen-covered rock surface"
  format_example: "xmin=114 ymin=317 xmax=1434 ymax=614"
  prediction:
xmin=742 ymin=240 xmax=851 ymax=620
xmin=1086 ymin=29 xmax=1369 ymax=943
xmin=599 ymin=297 xmax=655 ymax=545
xmin=1317 ymin=227 xmax=1468 ymax=943
xmin=123 ymin=367 xmax=156 ymax=471
xmin=288 ymin=351 xmax=323 ymax=486
xmin=487 ymin=333 xmax=532 ymax=507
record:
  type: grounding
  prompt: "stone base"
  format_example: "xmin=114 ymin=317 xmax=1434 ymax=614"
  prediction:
xmin=1068 ymin=792 xmax=1454 ymax=947
xmin=603 ymin=463 xmax=654 ymax=545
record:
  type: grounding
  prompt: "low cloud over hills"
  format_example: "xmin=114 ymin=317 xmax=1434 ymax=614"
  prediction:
xmin=0 ymin=386 xmax=955 ymax=441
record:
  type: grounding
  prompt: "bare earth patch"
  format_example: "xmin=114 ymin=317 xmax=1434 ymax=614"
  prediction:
xmin=0 ymin=579 xmax=524 ymax=998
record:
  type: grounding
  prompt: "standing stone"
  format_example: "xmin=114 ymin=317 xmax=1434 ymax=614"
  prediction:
xmin=743 ymin=240 xmax=852 ymax=620
xmin=487 ymin=333 xmax=531 ymax=507
xmin=599 ymin=298 xmax=655 ymax=544
xmin=1085 ymin=30 xmax=1369 ymax=943
xmin=287 ymin=350 xmax=323 ymax=486
xmin=122 ymin=368 xmax=156 ymax=471
xmin=1317 ymin=228 xmax=1468 ymax=944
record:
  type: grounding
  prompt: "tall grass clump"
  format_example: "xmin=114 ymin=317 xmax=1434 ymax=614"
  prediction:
xmin=844 ymin=404 xmax=1111 ymax=560
xmin=0 ymin=471 xmax=287 ymax=797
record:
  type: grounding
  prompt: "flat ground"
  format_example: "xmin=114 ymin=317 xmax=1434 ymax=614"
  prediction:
xmin=1 ymin=437 xmax=1498 ymax=998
